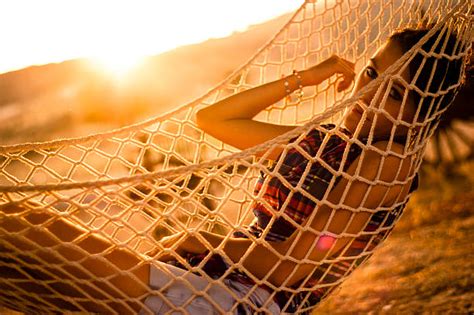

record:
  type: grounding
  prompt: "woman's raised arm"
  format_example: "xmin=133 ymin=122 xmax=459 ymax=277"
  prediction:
xmin=196 ymin=56 xmax=355 ymax=159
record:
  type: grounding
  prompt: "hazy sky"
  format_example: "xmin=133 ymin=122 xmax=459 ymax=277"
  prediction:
xmin=0 ymin=1 xmax=302 ymax=74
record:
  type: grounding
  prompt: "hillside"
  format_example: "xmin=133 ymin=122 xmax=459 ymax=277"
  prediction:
xmin=0 ymin=12 xmax=291 ymax=144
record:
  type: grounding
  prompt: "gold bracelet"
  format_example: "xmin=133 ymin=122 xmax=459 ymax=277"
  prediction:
xmin=284 ymin=78 xmax=292 ymax=95
xmin=293 ymin=70 xmax=304 ymax=102
xmin=284 ymin=70 xmax=304 ymax=103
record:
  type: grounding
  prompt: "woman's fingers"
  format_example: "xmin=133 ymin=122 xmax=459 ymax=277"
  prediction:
xmin=302 ymin=55 xmax=355 ymax=87
xmin=175 ymin=234 xmax=208 ymax=254
xmin=336 ymin=74 xmax=354 ymax=92
xmin=338 ymin=59 xmax=355 ymax=78
xmin=147 ymin=231 xmax=186 ymax=258
xmin=148 ymin=231 xmax=208 ymax=260
xmin=335 ymin=57 xmax=355 ymax=92
xmin=160 ymin=231 xmax=186 ymax=247
xmin=339 ymin=59 xmax=355 ymax=73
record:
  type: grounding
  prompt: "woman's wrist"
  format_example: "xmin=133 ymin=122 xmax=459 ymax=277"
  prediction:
xmin=288 ymin=68 xmax=324 ymax=87
xmin=283 ymin=70 xmax=304 ymax=96
xmin=299 ymin=69 xmax=315 ymax=87
xmin=285 ymin=71 xmax=308 ymax=87
xmin=299 ymin=65 xmax=333 ymax=87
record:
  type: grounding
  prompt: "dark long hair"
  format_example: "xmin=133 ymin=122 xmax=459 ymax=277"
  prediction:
xmin=389 ymin=26 xmax=465 ymax=123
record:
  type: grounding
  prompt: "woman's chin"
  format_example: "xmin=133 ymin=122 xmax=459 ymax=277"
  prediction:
xmin=342 ymin=116 xmax=360 ymax=134
xmin=342 ymin=119 xmax=372 ymax=138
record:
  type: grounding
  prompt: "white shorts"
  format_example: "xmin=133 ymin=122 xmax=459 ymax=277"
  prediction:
xmin=140 ymin=261 xmax=280 ymax=314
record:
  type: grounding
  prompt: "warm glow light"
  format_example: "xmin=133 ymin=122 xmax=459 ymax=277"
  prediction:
xmin=89 ymin=53 xmax=144 ymax=79
xmin=0 ymin=1 xmax=302 ymax=74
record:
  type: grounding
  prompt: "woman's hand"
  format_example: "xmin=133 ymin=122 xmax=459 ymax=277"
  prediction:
xmin=162 ymin=231 xmax=208 ymax=254
xmin=147 ymin=231 xmax=209 ymax=261
xmin=301 ymin=55 xmax=355 ymax=92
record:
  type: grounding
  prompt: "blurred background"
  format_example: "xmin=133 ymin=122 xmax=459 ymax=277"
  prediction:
xmin=0 ymin=1 xmax=300 ymax=144
xmin=0 ymin=1 xmax=472 ymax=314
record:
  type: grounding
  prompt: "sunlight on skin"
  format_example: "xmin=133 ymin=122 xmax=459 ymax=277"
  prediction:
xmin=0 ymin=0 xmax=302 ymax=75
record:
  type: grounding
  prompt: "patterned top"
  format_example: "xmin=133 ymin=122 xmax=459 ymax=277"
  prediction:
xmin=171 ymin=124 xmax=417 ymax=314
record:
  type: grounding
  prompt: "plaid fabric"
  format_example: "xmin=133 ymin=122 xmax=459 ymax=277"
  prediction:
xmin=245 ymin=124 xmax=361 ymax=242
xmin=170 ymin=124 xmax=416 ymax=314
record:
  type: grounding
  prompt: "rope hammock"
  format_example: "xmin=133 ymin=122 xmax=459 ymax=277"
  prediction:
xmin=0 ymin=0 xmax=472 ymax=314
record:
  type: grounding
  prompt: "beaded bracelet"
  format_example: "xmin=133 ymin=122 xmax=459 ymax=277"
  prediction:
xmin=284 ymin=76 xmax=292 ymax=95
xmin=284 ymin=70 xmax=304 ymax=103
xmin=293 ymin=70 xmax=304 ymax=101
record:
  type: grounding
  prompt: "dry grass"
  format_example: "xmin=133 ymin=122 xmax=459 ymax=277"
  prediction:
xmin=314 ymin=163 xmax=474 ymax=314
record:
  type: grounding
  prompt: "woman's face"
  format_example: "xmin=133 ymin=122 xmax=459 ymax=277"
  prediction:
xmin=343 ymin=40 xmax=416 ymax=138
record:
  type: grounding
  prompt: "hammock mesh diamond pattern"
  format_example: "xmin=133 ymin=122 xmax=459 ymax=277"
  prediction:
xmin=0 ymin=0 xmax=472 ymax=314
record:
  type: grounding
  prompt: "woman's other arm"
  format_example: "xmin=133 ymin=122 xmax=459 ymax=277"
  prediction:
xmin=168 ymin=142 xmax=415 ymax=288
xmin=273 ymin=141 xmax=415 ymax=286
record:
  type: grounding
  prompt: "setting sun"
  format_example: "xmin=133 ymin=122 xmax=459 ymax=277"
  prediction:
xmin=89 ymin=53 xmax=144 ymax=79
xmin=0 ymin=1 xmax=301 ymax=75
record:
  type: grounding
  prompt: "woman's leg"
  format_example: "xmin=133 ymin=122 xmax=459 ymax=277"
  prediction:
xmin=1 ymin=202 xmax=280 ymax=314
xmin=0 ymin=202 xmax=150 ymax=314
xmin=1 ymin=203 xmax=239 ymax=314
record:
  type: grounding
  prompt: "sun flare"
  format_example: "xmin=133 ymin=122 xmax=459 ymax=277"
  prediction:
xmin=0 ymin=1 xmax=300 ymax=75
xmin=89 ymin=53 xmax=145 ymax=79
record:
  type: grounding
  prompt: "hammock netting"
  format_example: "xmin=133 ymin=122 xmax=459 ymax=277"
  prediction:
xmin=0 ymin=0 xmax=472 ymax=313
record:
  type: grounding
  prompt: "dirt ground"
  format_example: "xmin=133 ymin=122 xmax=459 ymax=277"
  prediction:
xmin=314 ymin=163 xmax=474 ymax=314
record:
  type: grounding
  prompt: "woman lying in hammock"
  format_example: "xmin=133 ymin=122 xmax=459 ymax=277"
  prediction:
xmin=0 ymin=27 xmax=464 ymax=314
